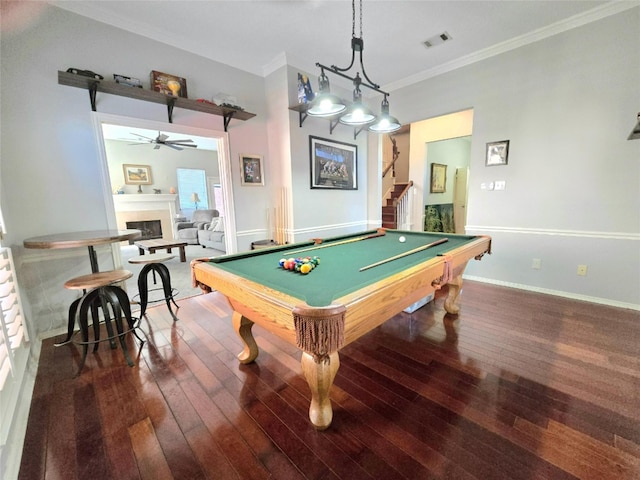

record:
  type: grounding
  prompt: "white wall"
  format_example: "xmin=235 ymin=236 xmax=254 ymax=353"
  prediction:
xmin=285 ymin=66 xmax=372 ymax=241
xmin=392 ymin=8 xmax=639 ymax=308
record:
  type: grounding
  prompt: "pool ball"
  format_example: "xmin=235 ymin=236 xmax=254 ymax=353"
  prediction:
xmin=399 ymin=236 xmax=406 ymax=243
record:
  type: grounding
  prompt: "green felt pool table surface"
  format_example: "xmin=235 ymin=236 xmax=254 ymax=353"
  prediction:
xmin=206 ymin=230 xmax=480 ymax=306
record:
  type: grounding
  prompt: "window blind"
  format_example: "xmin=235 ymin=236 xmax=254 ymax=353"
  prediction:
xmin=0 ymin=248 xmax=28 ymax=391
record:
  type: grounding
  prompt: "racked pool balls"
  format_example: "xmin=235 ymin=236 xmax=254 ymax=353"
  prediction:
xmin=278 ymin=256 xmax=320 ymax=274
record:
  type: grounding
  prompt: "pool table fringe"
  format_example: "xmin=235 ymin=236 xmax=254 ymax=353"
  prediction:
xmin=293 ymin=306 xmax=346 ymax=362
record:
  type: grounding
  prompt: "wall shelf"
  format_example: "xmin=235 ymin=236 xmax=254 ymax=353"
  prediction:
xmin=58 ymin=71 xmax=256 ymax=131
xmin=289 ymin=103 xmax=366 ymax=139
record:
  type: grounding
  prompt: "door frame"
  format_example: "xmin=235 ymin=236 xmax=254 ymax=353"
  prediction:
xmin=91 ymin=112 xmax=237 ymax=254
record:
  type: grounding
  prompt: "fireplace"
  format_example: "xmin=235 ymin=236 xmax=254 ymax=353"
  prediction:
xmin=126 ymin=220 xmax=162 ymax=242
xmin=114 ymin=194 xmax=178 ymax=240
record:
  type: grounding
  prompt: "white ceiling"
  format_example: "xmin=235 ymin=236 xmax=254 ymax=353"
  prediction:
xmin=101 ymin=124 xmax=219 ymax=151
xmin=48 ymin=0 xmax=629 ymax=94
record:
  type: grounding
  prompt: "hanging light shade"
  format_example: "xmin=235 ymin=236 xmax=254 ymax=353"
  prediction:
xmin=368 ymin=96 xmax=401 ymax=133
xmin=339 ymin=74 xmax=376 ymax=126
xmin=307 ymin=70 xmax=346 ymax=117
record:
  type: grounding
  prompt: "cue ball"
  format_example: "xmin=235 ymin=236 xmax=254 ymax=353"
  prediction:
xmin=399 ymin=236 xmax=406 ymax=243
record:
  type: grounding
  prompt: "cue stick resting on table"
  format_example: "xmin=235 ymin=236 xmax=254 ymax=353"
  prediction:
xmin=288 ymin=228 xmax=387 ymax=255
xmin=359 ymin=238 xmax=449 ymax=272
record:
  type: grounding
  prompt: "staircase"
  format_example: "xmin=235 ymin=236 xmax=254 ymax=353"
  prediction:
xmin=382 ymin=182 xmax=411 ymax=229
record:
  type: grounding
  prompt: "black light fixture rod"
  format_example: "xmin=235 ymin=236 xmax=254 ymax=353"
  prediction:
xmin=315 ymin=62 xmax=389 ymax=97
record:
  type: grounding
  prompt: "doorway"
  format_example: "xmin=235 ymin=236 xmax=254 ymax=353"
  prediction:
xmin=91 ymin=112 xmax=237 ymax=254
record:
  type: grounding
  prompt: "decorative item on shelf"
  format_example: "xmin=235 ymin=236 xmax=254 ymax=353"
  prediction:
xmin=113 ymin=74 xmax=142 ymax=88
xmin=306 ymin=0 xmax=401 ymax=134
xmin=123 ymin=164 xmax=152 ymax=185
xmin=150 ymin=70 xmax=188 ymax=98
xmin=240 ymin=154 xmax=264 ymax=186
xmin=137 ymin=185 xmax=143 ymax=194
xmin=190 ymin=192 xmax=200 ymax=210
xmin=114 ymin=185 xmax=125 ymax=194
xmin=485 ymin=140 xmax=510 ymax=166
xmin=66 ymin=67 xmax=103 ymax=80
xmin=153 ymin=189 xmax=162 ymax=194
xmin=297 ymin=73 xmax=314 ymax=104
xmin=169 ymin=186 xmax=177 ymax=194
xmin=310 ymin=136 xmax=358 ymax=190
xmin=212 ymin=93 xmax=244 ymax=110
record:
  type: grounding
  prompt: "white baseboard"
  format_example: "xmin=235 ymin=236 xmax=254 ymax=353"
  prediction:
xmin=464 ymin=275 xmax=640 ymax=311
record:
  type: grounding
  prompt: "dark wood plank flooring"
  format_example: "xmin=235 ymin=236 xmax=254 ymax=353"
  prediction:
xmin=19 ymin=282 xmax=640 ymax=479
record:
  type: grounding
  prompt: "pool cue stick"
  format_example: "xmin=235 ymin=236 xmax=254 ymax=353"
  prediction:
xmin=359 ymin=238 xmax=449 ymax=272
xmin=287 ymin=228 xmax=387 ymax=255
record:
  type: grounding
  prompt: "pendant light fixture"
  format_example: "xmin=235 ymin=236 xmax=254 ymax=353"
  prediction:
xmin=368 ymin=96 xmax=401 ymax=133
xmin=308 ymin=0 xmax=401 ymax=134
xmin=306 ymin=69 xmax=346 ymax=117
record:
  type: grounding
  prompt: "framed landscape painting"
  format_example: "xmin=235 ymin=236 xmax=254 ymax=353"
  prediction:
xmin=309 ymin=136 xmax=358 ymax=190
xmin=123 ymin=164 xmax=152 ymax=185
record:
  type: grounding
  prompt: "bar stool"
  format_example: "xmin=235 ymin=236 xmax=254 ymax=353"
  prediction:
xmin=128 ymin=252 xmax=179 ymax=321
xmin=63 ymin=269 xmax=143 ymax=374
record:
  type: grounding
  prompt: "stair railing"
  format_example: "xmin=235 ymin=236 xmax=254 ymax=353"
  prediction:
xmin=393 ymin=181 xmax=414 ymax=230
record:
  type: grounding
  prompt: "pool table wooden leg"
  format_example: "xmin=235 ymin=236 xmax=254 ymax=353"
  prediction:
xmin=232 ymin=311 xmax=259 ymax=364
xmin=444 ymin=273 xmax=463 ymax=314
xmin=301 ymin=351 xmax=339 ymax=430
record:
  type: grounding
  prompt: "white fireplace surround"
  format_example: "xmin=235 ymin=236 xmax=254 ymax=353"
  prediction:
xmin=113 ymin=194 xmax=178 ymax=240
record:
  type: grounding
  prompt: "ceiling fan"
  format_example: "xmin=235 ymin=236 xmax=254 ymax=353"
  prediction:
xmin=128 ymin=131 xmax=197 ymax=150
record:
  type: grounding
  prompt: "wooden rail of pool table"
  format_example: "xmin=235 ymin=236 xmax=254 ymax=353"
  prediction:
xmin=192 ymin=234 xmax=491 ymax=429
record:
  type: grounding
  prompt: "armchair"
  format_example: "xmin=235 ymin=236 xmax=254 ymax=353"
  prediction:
xmin=175 ymin=209 xmax=218 ymax=244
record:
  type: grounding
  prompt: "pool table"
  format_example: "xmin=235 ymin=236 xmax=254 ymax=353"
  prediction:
xmin=192 ymin=229 xmax=491 ymax=429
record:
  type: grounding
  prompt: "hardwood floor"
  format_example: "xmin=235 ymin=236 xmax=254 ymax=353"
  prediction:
xmin=19 ymin=282 xmax=640 ymax=479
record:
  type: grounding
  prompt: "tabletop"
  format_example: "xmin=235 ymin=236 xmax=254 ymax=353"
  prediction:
xmin=23 ymin=229 xmax=141 ymax=250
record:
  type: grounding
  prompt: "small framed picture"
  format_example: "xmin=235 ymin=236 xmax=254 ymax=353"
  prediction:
xmin=486 ymin=140 xmax=509 ymax=166
xmin=310 ymin=136 xmax=358 ymax=190
xmin=430 ymin=163 xmax=447 ymax=193
xmin=150 ymin=70 xmax=188 ymax=98
xmin=123 ymin=164 xmax=152 ymax=185
xmin=240 ymin=154 xmax=264 ymax=186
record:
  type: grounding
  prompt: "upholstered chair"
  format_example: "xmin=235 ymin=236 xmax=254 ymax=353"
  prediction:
xmin=175 ymin=209 xmax=218 ymax=244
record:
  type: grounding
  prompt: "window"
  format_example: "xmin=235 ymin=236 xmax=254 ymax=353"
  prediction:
xmin=177 ymin=168 xmax=208 ymax=214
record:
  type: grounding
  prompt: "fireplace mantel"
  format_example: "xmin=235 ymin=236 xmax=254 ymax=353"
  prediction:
xmin=113 ymin=194 xmax=178 ymax=210
xmin=113 ymin=194 xmax=179 ymax=240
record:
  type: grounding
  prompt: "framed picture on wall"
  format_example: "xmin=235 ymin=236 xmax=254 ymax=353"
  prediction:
xmin=309 ymin=136 xmax=358 ymax=190
xmin=486 ymin=140 xmax=509 ymax=166
xmin=430 ymin=163 xmax=447 ymax=193
xmin=240 ymin=154 xmax=264 ymax=185
xmin=123 ymin=164 xmax=152 ymax=185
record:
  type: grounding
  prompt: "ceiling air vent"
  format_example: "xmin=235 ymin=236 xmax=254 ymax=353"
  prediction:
xmin=423 ymin=32 xmax=452 ymax=49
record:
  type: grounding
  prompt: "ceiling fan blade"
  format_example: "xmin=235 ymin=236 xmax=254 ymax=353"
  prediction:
xmin=165 ymin=138 xmax=195 ymax=144
xmin=130 ymin=132 xmax=154 ymax=141
xmin=165 ymin=144 xmax=183 ymax=151
xmin=154 ymin=144 xmax=161 ymax=150
xmin=157 ymin=133 xmax=169 ymax=142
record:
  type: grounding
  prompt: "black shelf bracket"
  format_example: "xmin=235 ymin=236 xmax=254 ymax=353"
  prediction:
xmin=167 ymin=98 xmax=176 ymax=123
xmin=88 ymin=82 xmax=99 ymax=111
xmin=354 ymin=126 xmax=366 ymax=139
xmin=223 ymin=111 xmax=236 ymax=132
xmin=298 ymin=110 xmax=308 ymax=128
xmin=329 ymin=118 xmax=340 ymax=135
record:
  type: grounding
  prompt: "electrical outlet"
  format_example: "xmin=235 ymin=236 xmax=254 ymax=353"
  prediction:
xmin=495 ymin=180 xmax=506 ymax=190
xmin=577 ymin=265 xmax=588 ymax=276
xmin=532 ymin=258 xmax=541 ymax=269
